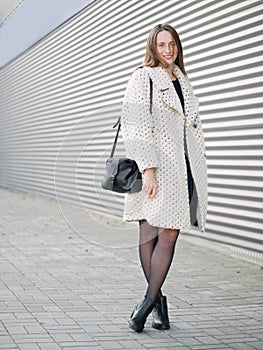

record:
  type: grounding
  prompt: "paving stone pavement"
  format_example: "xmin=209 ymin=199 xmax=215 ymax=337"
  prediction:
xmin=0 ymin=187 xmax=262 ymax=350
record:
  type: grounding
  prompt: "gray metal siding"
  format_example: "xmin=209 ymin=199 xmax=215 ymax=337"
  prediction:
xmin=0 ymin=0 xmax=23 ymax=25
xmin=0 ymin=0 xmax=262 ymax=252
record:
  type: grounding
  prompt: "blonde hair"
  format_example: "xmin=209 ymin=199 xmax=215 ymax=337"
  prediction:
xmin=143 ymin=24 xmax=187 ymax=75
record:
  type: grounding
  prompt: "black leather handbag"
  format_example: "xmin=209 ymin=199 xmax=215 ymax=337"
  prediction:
xmin=101 ymin=118 xmax=142 ymax=193
xmin=101 ymin=78 xmax=153 ymax=193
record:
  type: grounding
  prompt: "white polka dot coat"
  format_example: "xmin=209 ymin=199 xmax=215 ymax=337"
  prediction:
xmin=121 ymin=65 xmax=207 ymax=232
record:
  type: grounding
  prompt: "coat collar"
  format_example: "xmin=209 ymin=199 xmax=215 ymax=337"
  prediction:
xmin=144 ymin=65 xmax=192 ymax=117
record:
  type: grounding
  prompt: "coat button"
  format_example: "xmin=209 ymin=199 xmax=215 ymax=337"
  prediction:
xmin=193 ymin=123 xmax=197 ymax=128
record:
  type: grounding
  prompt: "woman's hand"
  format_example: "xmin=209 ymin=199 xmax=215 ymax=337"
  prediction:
xmin=143 ymin=168 xmax=157 ymax=198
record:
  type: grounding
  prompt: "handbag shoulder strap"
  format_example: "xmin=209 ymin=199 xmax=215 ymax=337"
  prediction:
xmin=110 ymin=78 xmax=153 ymax=158
xmin=110 ymin=118 xmax=121 ymax=158
xmin=149 ymin=77 xmax=153 ymax=115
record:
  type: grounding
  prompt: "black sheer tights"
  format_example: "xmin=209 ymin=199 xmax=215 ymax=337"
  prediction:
xmin=139 ymin=220 xmax=180 ymax=302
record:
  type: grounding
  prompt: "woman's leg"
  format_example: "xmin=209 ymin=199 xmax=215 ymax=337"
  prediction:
xmin=139 ymin=220 xmax=158 ymax=282
xmin=139 ymin=220 xmax=163 ymax=296
xmin=146 ymin=228 xmax=180 ymax=301
xmin=129 ymin=224 xmax=179 ymax=332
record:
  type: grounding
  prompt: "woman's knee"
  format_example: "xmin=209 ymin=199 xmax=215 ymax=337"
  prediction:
xmin=140 ymin=220 xmax=158 ymax=233
xmin=139 ymin=220 xmax=158 ymax=241
xmin=158 ymin=228 xmax=179 ymax=246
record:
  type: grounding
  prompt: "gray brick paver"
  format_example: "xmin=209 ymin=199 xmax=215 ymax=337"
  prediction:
xmin=5 ymin=326 xmax=28 ymax=335
xmin=18 ymin=344 xmax=41 ymax=350
xmin=38 ymin=344 xmax=62 ymax=350
xmin=175 ymin=337 xmax=204 ymax=346
xmin=60 ymin=347 xmax=103 ymax=350
xmin=11 ymin=334 xmax=54 ymax=344
xmin=229 ymin=343 xmax=259 ymax=350
xmin=51 ymin=334 xmax=74 ymax=342
xmin=0 ymin=334 xmax=17 ymax=345
xmin=96 ymin=341 xmax=124 ymax=349
xmin=192 ymin=346 xmax=231 ymax=350
xmin=70 ymin=333 xmax=93 ymax=341
xmin=215 ymin=335 xmax=259 ymax=343
xmin=58 ymin=342 xmax=101 ymax=348
xmin=194 ymin=335 xmax=222 ymax=345
xmin=118 ymin=339 xmax=148 ymax=349
xmin=246 ymin=342 xmax=263 ymax=350
xmin=0 ymin=188 xmax=262 ymax=350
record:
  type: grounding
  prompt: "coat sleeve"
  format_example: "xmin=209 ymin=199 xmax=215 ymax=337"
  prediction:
xmin=121 ymin=68 xmax=159 ymax=173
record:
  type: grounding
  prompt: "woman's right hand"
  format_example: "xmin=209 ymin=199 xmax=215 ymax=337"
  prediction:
xmin=143 ymin=168 xmax=157 ymax=198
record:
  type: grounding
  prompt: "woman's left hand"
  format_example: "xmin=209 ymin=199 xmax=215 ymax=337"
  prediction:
xmin=143 ymin=168 xmax=157 ymax=198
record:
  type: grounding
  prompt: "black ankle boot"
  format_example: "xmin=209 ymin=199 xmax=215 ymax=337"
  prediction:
xmin=152 ymin=295 xmax=170 ymax=330
xmin=128 ymin=297 xmax=155 ymax=333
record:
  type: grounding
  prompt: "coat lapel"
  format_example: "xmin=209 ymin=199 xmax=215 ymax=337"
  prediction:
xmin=146 ymin=66 xmax=192 ymax=118
xmin=153 ymin=67 xmax=184 ymax=116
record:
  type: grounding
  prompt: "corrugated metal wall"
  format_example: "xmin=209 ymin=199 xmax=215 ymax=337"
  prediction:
xmin=0 ymin=0 xmax=262 ymax=253
xmin=0 ymin=0 xmax=23 ymax=25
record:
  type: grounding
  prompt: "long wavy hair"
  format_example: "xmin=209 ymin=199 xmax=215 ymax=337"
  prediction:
xmin=143 ymin=24 xmax=187 ymax=75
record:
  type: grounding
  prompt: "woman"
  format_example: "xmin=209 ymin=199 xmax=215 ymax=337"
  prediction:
xmin=121 ymin=24 xmax=207 ymax=333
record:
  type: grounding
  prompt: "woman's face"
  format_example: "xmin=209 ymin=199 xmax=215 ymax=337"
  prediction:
xmin=156 ymin=30 xmax=178 ymax=65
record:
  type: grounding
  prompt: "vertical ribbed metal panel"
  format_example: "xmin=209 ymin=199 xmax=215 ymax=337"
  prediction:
xmin=0 ymin=0 xmax=23 ymax=25
xmin=0 ymin=0 xmax=262 ymax=252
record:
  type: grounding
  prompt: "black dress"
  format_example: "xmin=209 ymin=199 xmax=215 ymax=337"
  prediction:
xmin=172 ymin=79 xmax=194 ymax=205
